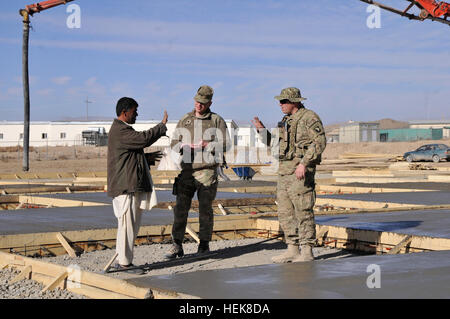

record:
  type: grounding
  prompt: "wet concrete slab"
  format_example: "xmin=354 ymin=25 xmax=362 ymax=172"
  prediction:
xmin=0 ymin=205 xmax=177 ymax=235
xmin=315 ymin=209 xmax=450 ymax=238
xmin=0 ymin=191 xmax=271 ymax=235
xmin=318 ymin=191 xmax=450 ymax=206
xmin=126 ymin=250 xmax=450 ymax=298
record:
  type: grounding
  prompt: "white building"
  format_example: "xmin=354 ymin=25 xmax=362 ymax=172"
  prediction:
xmin=234 ymin=126 xmax=268 ymax=148
xmin=0 ymin=119 xmax=241 ymax=148
xmin=409 ymin=120 xmax=450 ymax=130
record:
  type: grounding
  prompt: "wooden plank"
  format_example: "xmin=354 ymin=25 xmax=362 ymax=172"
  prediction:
xmin=218 ymin=203 xmax=228 ymax=215
xmin=185 ymin=225 xmax=200 ymax=243
xmin=56 ymin=232 xmax=77 ymax=258
xmin=32 ymin=272 xmax=135 ymax=299
xmin=0 ymin=251 xmax=152 ymax=299
xmin=332 ymin=170 xmax=394 ymax=177
xmin=9 ymin=265 xmax=32 ymax=284
xmin=387 ymin=235 xmax=413 ymax=255
xmin=102 ymin=252 xmax=118 ymax=274
xmin=41 ymin=271 xmax=68 ymax=292
xmin=335 ymin=177 xmax=425 ymax=183
xmin=316 ymin=185 xmax=433 ymax=194
xmin=68 ymin=284 xmax=135 ymax=299
xmin=315 ymin=197 xmax=422 ymax=210
xmin=17 ymin=195 xmax=107 ymax=208
xmin=428 ymin=175 xmax=450 ymax=182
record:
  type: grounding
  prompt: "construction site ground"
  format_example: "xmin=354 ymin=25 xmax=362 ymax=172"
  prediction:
xmin=0 ymin=141 xmax=449 ymax=300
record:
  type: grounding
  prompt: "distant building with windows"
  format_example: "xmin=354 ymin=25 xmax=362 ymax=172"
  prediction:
xmin=0 ymin=119 xmax=240 ymax=148
xmin=338 ymin=121 xmax=379 ymax=143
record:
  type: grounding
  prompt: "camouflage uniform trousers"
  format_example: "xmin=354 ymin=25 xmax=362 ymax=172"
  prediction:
xmin=277 ymin=169 xmax=317 ymax=246
xmin=171 ymin=169 xmax=218 ymax=242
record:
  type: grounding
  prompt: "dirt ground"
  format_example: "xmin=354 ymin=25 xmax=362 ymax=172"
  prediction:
xmin=0 ymin=139 xmax=448 ymax=174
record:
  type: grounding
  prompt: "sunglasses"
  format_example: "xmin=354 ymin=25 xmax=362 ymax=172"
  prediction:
xmin=279 ymin=99 xmax=291 ymax=104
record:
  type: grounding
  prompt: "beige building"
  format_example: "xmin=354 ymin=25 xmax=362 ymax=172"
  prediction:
xmin=339 ymin=121 xmax=379 ymax=143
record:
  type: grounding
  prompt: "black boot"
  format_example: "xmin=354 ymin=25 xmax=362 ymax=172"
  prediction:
xmin=197 ymin=240 xmax=210 ymax=254
xmin=165 ymin=239 xmax=184 ymax=259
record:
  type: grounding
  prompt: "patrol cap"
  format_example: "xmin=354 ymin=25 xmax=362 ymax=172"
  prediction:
xmin=274 ymin=87 xmax=307 ymax=103
xmin=194 ymin=85 xmax=214 ymax=104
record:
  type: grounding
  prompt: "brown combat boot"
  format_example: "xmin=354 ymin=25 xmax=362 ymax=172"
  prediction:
xmin=292 ymin=245 xmax=314 ymax=262
xmin=271 ymin=244 xmax=300 ymax=263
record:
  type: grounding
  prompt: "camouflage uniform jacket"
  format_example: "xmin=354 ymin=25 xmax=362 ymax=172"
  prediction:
xmin=259 ymin=107 xmax=326 ymax=175
xmin=171 ymin=110 xmax=231 ymax=171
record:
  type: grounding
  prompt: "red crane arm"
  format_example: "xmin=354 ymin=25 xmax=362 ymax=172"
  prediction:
xmin=360 ymin=0 xmax=450 ymax=26
xmin=23 ymin=0 xmax=75 ymax=15
xmin=415 ymin=0 xmax=450 ymax=18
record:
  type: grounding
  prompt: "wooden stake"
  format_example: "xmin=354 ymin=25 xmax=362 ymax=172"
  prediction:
xmin=218 ymin=203 xmax=227 ymax=215
xmin=387 ymin=235 xmax=413 ymax=255
xmin=10 ymin=265 xmax=32 ymax=284
xmin=56 ymin=233 xmax=77 ymax=258
xmin=185 ymin=225 xmax=200 ymax=243
xmin=102 ymin=252 xmax=118 ymax=273
xmin=41 ymin=271 xmax=68 ymax=292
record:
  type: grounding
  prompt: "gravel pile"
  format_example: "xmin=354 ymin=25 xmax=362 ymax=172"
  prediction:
xmin=0 ymin=267 xmax=85 ymax=299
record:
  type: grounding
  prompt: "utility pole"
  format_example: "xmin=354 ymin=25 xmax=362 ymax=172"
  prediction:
xmin=85 ymin=97 xmax=92 ymax=121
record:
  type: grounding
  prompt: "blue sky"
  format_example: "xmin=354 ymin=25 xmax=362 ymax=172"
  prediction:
xmin=0 ymin=0 xmax=449 ymax=127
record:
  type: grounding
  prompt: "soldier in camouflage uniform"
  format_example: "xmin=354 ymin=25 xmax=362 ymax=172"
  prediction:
xmin=252 ymin=87 xmax=326 ymax=263
xmin=166 ymin=85 xmax=231 ymax=259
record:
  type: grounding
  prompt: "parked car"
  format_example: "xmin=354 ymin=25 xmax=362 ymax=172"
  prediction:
xmin=403 ymin=144 xmax=450 ymax=163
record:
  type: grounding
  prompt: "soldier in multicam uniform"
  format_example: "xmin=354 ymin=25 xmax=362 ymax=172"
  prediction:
xmin=252 ymin=87 xmax=326 ymax=263
xmin=166 ymin=85 xmax=231 ymax=259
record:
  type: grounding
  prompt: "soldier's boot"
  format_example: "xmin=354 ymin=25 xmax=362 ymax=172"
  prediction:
xmin=271 ymin=244 xmax=300 ymax=263
xmin=197 ymin=240 xmax=210 ymax=255
xmin=165 ymin=239 xmax=184 ymax=259
xmin=292 ymin=245 xmax=314 ymax=262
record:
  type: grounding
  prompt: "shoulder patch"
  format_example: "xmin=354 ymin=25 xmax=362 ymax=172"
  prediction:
xmin=311 ymin=121 xmax=324 ymax=134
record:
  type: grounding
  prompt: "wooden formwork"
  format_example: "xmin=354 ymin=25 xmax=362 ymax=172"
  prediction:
xmin=0 ymin=250 xmax=197 ymax=299
xmin=0 ymin=185 xmax=105 ymax=195
xmin=2 ymin=212 xmax=450 ymax=299
xmin=0 ymin=194 xmax=108 ymax=210
xmin=316 ymin=185 xmax=434 ymax=194
xmin=0 ymin=214 xmax=258 ymax=257
xmin=255 ymin=218 xmax=450 ymax=254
